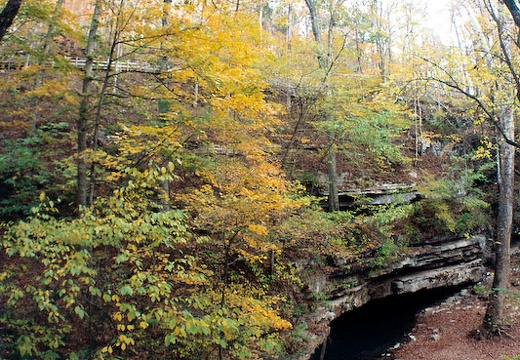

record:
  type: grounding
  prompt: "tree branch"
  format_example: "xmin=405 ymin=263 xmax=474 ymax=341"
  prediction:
xmin=421 ymin=57 xmax=520 ymax=149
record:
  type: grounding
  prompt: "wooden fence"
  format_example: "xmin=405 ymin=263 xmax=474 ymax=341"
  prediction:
xmin=66 ymin=57 xmax=161 ymax=73
xmin=0 ymin=56 xmax=161 ymax=73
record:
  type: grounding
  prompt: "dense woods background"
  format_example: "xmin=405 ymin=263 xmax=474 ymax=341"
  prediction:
xmin=0 ymin=0 xmax=519 ymax=359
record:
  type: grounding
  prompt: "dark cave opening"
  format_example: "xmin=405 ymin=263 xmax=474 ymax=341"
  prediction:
xmin=311 ymin=285 xmax=468 ymax=360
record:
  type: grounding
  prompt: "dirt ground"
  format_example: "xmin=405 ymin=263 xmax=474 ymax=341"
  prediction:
xmin=390 ymin=257 xmax=520 ymax=360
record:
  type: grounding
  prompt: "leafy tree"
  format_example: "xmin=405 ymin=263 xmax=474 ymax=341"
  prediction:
xmin=0 ymin=123 xmax=74 ymax=220
xmin=0 ymin=0 xmax=82 ymax=218
xmin=3 ymin=2 xmax=314 ymax=358
xmin=1 ymin=129 xmax=305 ymax=359
xmin=423 ymin=0 xmax=518 ymax=336
xmin=1 ymin=164 xmax=200 ymax=358
xmin=1 ymin=0 xmax=511 ymax=357
xmin=479 ymin=0 xmax=518 ymax=337
xmin=291 ymin=0 xmax=411 ymax=211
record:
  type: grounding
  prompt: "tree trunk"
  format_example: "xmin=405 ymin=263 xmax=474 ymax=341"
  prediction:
xmin=89 ymin=2 xmax=122 ymax=206
xmin=286 ymin=4 xmax=292 ymax=50
xmin=305 ymin=0 xmax=321 ymax=47
xmin=480 ymin=105 xmax=514 ymax=337
xmin=305 ymin=0 xmax=327 ymax=69
xmin=371 ymin=0 xmax=387 ymax=80
xmin=0 ymin=0 xmax=22 ymax=42
xmin=305 ymin=0 xmax=339 ymax=209
xmin=327 ymin=134 xmax=339 ymax=211
xmin=77 ymin=1 xmax=101 ymax=210
xmin=503 ymin=0 xmax=520 ymax=29
xmin=354 ymin=28 xmax=363 ymax=73
xmin=36 ymin=0 xmax=64 ymax=87
xmin=159 ymin=0 xmax=172 ymax=212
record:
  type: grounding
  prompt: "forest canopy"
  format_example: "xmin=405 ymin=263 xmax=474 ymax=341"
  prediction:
xmin=0 ymin=0 xmax=517 ymax=359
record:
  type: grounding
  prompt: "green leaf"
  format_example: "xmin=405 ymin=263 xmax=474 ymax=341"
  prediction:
xmin=74 ymin=305 xmax=85 ymax=320
xmin=116 ymin=253 xmax=128 ymax=263
xmin=165 ymin=334 xmax=176 ymax=346
xmin=120 ymin=285 xmax=134 ymax=296
xmin=89 ymin=286 xmax=101 ymax=297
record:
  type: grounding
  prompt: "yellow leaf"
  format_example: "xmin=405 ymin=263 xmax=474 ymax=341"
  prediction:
xmin=139 ymin=321 xmax=149 ymax=329
xmin=248 ymin=224 xmax=268 ymax=236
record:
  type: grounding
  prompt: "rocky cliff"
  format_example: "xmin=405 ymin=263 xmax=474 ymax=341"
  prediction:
xmin=301 ymin=234 xmax=489 ymax=359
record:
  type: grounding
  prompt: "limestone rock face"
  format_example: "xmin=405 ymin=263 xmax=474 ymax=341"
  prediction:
xmin=392 ymin=260 xmax=484 ymax=294
xmin=326 ymin=235 xmax=487 ymax=311
xmin=302 ymin=234 xmax=489 ymax=359
xmin=320 ymin=183 xmax=422 ymax=210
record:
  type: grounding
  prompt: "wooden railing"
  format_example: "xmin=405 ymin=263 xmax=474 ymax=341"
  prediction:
xmin=0 ymin=56 xmax=162 ymax=73
xmin=66 ymin=57 xmax=161 ymax=73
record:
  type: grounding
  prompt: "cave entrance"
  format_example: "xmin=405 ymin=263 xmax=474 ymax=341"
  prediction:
xmin=312 ymin=285 xmax=467 ymax=360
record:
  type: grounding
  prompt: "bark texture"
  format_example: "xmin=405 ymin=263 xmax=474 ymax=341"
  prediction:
xmin=503 ymin=0 xmax=520 ymax=29
xmin=327 ymin=135 xmax=339 ymax=212
xmin=305 ymin=0 xmax=327 ymax=68
xmin=481 ymin=105 xmax=514 ymax=336
xmin=0 ymin=0 xmax=22 ymax=42
xmin=77 ymin=1 xmax=101 ymax=210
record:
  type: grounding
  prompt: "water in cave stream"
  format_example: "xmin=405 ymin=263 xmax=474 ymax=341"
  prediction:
xmin=311 ymin=286 xmax=465 ymax=360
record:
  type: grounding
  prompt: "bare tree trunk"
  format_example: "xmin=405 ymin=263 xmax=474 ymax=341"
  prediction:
xmin=305 ymin=0 xmax=339 ymax=210
xmin=0 ymin=0 xmax=22 ymax=42
xmin=480 ymin=105 xmax=514 ymax=337
xmin=286 ymin=4 xmax=292 ymax=50
xmin=305 ymin=0 xmax=321 ymax=47
xmin=77 ymin=1 xmax=101 ymax=210
xmin=326 ymin=6 xmax=334 ymax=65
xmin=503 ymin=0 xmax=520 ymax=28
xmin=36 ymin=0 xmax=64 ymax=87
xmin=371 ymin=0 xmax=387 ymax=80
xmin=88 ymin=0 xmax=142 ymax=205
xmin=159 ymin=0 xmax=172 ymax=212
xmin=327 ymin=133 xmax=339 ymax=211
xmin=384 ymin=1 xmax=394 ymax=77
xmin=305 ymin=0 xmax=327 ymax=68
xmin=354 ymin=28 xmax=363 ymax=73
